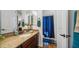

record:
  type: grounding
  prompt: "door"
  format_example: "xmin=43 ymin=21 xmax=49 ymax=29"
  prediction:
xmin=57 ymin=10 xmax=69 ymax=48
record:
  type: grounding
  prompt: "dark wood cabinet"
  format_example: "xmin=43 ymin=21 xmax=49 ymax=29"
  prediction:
xmin=21 ymin=33 xmax=38 ymax=48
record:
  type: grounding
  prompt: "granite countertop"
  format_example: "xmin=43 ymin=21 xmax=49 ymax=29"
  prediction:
xmin=0 ymin=30 xmax=38 ymax=48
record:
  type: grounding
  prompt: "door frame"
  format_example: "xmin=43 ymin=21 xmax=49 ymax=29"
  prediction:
xmin=68 ymin=10 xmax=76 ymax=48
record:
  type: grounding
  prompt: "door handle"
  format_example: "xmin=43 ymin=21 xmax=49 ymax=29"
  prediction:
xmin=59 ymin=34 xmax=71 ymax=38
xmin=60 ymin=34 xmax=65 ymax=37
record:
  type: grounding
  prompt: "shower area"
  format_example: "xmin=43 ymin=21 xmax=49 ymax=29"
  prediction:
xmin=42 ymin=10 xmax=56 ymax=48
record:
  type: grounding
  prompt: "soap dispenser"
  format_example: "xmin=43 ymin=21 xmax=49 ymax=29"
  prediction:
xmin=37 ymin=18 xmax=41 ymax=27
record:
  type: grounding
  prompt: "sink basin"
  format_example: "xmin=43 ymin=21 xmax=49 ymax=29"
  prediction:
xmin=29 ymin=30 xmax=34 ymax=33
xmin=19 ymin=34 xmax=31 ymax=38
xmin=19 ymin=30 xmax=34 ymax=38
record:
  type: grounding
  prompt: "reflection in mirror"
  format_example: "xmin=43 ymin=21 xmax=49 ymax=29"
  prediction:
xmin=74 ymin=11 xmax=79 ymax=32
xmin=17 ymin=10 xmax=34 ymax=34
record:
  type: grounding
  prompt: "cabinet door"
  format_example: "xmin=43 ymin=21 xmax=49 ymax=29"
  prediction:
xmin=22 ymin=36 xmax=34 ymax=48
xmin=22 ymin=33 xmax=38 ymax=48
xmin=0 ymin=10 xmax=17 ymax=34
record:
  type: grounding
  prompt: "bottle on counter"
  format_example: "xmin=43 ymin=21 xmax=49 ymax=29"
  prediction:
xmin=13 ymin=29 xmax=18 ymax=36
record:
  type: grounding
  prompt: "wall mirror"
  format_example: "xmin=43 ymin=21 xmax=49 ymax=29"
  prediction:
xmin=0 ymin=10 xmax=38 ymax=35
xmin=0 ymin=10 xmax=17 ymax=35
xmin=17 ymin=10 xmax=38 ymax=34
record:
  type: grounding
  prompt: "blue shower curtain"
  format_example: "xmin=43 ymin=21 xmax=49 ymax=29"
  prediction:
xmin=43 ymin=16 xmax=54 ymax=38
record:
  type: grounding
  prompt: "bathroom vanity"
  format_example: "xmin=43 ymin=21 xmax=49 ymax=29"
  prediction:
xmin=0 ymin=30 xmax=39 ymax=48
